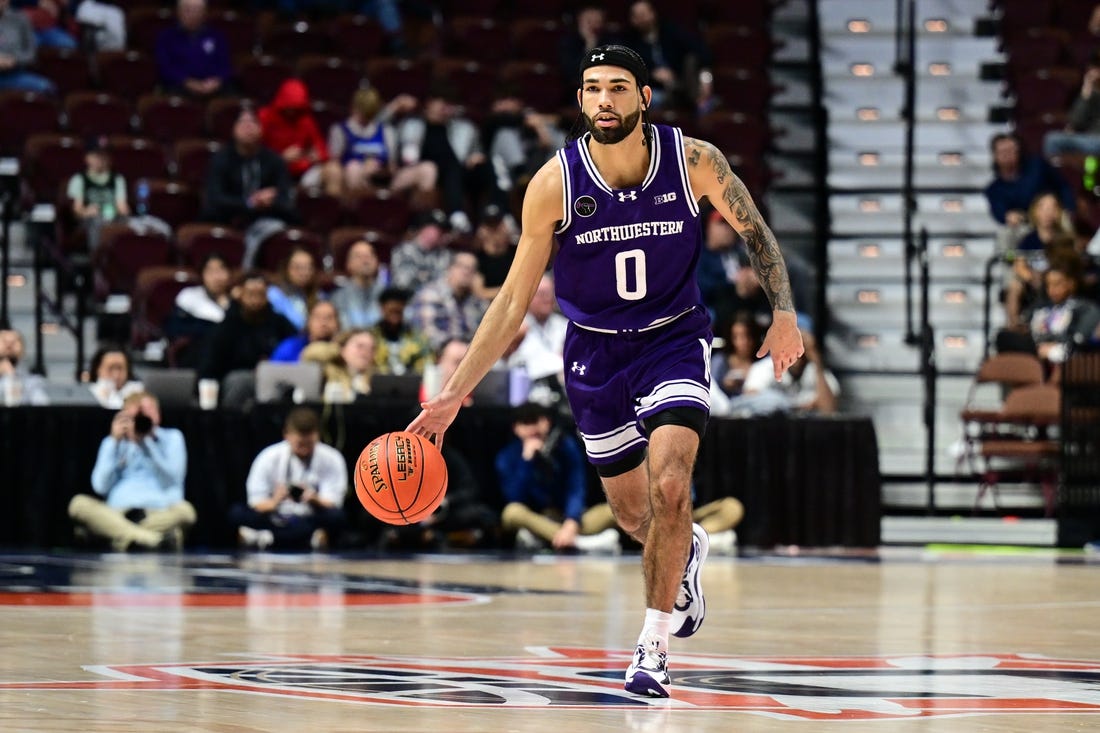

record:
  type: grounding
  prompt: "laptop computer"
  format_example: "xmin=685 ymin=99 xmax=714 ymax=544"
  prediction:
xmin=471 ymin=368 xmax=512 ymax=407
xmin=368 ymin=373 xmax=422 ymax=401
xmin=41 ymin=382 xmax=102 ymax=406
xmin=255 ymin=361 xmax=324 ymax=403
xmin=136 ymin=368 xmax=197 ymax=408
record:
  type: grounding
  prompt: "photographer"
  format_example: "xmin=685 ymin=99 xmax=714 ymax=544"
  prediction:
xmin=230 ymin=406 xmax=347 ymax=551
xmin=68 ymin=392 xmax=194 ymax=551
xmin=0 ymin=328 xmax=48 ymax=405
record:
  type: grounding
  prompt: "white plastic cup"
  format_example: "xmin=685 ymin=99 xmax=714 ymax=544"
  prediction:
xmin=2 ymin=377 xmax=22 ymax=407
xmin=508 ymin=368 xmax=530 ymax=406
xmin=198 ymin=379 xmax=219 ymax=410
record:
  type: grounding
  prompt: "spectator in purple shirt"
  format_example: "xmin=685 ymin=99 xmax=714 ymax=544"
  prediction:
xmin=155 ymin=0 xmax=232 ymax=99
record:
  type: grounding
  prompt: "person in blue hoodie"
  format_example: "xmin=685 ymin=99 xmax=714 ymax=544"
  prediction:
xmin=155 ymin=0 xmax=232 ymax=98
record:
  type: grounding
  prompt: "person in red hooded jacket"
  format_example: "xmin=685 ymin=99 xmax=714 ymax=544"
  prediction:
xmin=258 ymin=78 xmax=340 ymax=194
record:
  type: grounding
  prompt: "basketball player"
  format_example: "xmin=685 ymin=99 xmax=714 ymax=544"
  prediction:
xmin=408 ymin=45 xmax=803 ymax=697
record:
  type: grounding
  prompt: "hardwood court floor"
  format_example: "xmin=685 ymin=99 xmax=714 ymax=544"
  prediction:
xmin=1 ymin=549 xmax=1099 ymax=732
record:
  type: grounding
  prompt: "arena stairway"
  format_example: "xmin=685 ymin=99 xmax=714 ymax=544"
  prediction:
xmin=817 ymin=0 xmax=1051 ymax=524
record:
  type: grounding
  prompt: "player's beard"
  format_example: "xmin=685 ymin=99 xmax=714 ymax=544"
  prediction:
xmin=583 ymin=107 xmax=642 ymax=145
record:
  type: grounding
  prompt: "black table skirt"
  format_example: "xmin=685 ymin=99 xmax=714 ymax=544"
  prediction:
xmin=0 ymin=404 xmax=880 ymax=549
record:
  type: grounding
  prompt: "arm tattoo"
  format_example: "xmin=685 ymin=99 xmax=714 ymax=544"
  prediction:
xmin=685 ymin=138 xmax=795 ymax=313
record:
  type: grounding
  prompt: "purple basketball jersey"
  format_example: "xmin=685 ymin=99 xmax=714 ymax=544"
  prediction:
xmin=553 ymin=124 xmax=704 ymax=333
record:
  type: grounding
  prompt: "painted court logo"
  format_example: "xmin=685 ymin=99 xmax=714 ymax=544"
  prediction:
xmin=3 ymin=650 xmax=1100 ymax=720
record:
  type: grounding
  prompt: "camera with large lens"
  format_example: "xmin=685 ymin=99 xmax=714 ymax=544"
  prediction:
xmin=132 ymin=412 xmax=153 ymax=437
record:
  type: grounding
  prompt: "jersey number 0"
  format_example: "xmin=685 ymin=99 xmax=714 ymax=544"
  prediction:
xmin=614 ymin=249 xmax=647 ymax=301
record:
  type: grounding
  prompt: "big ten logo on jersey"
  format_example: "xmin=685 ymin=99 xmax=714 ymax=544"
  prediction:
xmin=653 ymin=192 xmax=677 ymax=205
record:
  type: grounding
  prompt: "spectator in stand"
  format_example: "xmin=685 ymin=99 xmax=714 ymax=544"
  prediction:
xmin=498 ymin=401 xmax=620 ymax=554
xmin=1004 ymin=193 xmax=1076 ymax=328
xmin=68 ymin=391 xmax=194 ymax=551
xmin=232 ymin=406 xmax=347 ymax=551
xmin=66 ymin=136 xmax=128 ymax=252
xmin=0 ymin=0 xmax=54 ymax=94
xmin=712 ymin=311 xmax=762 ymax=399
xmin=559 ymin=4 xmax=615 ymax=94
xmin=395 ymin=87 xmax=503 ymax=232
xmin=202 ymin=105 xmax=298 ymax=267
xmin=485 ymin=95 xmax=568 ymax=200
xmin=302 ymin=327 xmax=376 ymax=402
xmin=325 ymin=88 xmax=436 ymax=199
xmin=14 ymin=0 xmax=76 ymax=50
xmin=621 ymin=0 xmax=712 ymax=111
xmin=83 ymin=342 xmax=143 ymax=408
xmin=370 ymin=285 xmax=432 ymax=375
xmin=198 ymin=271 xmax=298 ymax=408
xmin=155 ymin=0 xmax=232 ymax=99
xmin=271 ymin=299 xmax=340 ymax=362
xmin=258 ymin=78 xmax=338 ymax=193
xmin=389 ymin=209 xmax=453 ymax=292
xmin=471 ymin=204 xmax=516 ymax=301
xmin=0 ymin=327 xmax=47 ymax=405
xmin=75 ymin=0 xmax=126 ymax=52
xmin=164 ymin=252 xmax=232 ymax=368
xmin=997 ymin=259 xmax=1100 ymax=366
xmin=507 ymin=273 xmax=567 ymax=393
xmin=269 ymin=0 xmax=406 ymax=54
xmin=697 ymin=210 xmax=745 ymax=316
xmin=408 ymin=251 xmax=488 ymax=351
xmin=330 ymin=239 xmax=386 ymax=329
xmin=266 ymin=246 xmax=323 ymax=331
xmin=732 ymin=326 xmax=839 ymax=416
xmin=983 ymin=133 xmax=1075 ymax=255
xmin=1044 ymin=49 xmax=1100 ymax=158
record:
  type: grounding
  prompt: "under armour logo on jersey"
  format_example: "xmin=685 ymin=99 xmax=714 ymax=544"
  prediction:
xmin=571 ymin=362 xmax=587 ymax=376
xmin=617 ymin=191 xmax=638 ymax=202
xmin=590 ymin=52 xmax=605 ymax=61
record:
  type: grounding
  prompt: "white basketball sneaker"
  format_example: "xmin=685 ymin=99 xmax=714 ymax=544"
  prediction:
xmin=670 ymin=523 xmax=709 ymax=638
xmin=624 ymin=635 xmax=672 ymax=698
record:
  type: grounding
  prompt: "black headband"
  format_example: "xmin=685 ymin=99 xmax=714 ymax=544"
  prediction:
xmin=579 ymin=44 xmax=650 ymax=88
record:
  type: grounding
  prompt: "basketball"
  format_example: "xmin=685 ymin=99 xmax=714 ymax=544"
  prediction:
xmin=354 ymin=431 xmax=448 ymax=525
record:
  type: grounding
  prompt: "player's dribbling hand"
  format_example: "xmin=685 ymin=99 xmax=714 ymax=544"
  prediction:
xmin=758 ymin=311 xmax=805 ymax=380
xmin=406 ymin=391 xmax=464 ymax=448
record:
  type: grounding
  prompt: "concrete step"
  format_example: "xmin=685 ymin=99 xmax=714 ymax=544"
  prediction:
xmin=827 ymin=281 xmax=990 ymax=328
xmin=828 ymin=236 xmax=999 ymax=281
xmin=825 ymin=75 xmax=1005 ymax=111
xmin=821 ymin=35 xmax=1001 ymax=76
xmin=840 ymin=373 xmax=977 ymax=476
xmin=829 ymin=162 xmax=991 ymax=189
xmin=881 ymin=516 xmax=1057 ymax=545
xmin=830 ymin=192 xmax=997 ymax=236
xmin=826 ymin=326 xmax=985 ymax=372
xmin=819 ymin=0 xmax=992 ymax=35
xmin=828 ymin=119 xmax=1009 ymax=153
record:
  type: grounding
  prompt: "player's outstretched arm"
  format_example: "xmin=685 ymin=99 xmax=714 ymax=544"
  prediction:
xmin=684 ymin=136 xmax=804 ymax=378
xmin=406 ymin=157 xmax=563 ymax=445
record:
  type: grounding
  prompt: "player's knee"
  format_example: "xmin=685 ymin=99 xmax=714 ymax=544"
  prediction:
xmin=650 ymin=471 xmax=693 ymax=514
xmin=609 ymin=502 xmax=648 ymax=536
xmin=175 ymin=501 xmax=197 ymax=527
xmin=500 ymin=502 xmax=527 ymax=530
xmin=68 ymin=494 xmax=94 ymax=520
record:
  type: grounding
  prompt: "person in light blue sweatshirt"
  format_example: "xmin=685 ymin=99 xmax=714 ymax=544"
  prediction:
xmin=68 ymin=392 xmax=195 ymax=551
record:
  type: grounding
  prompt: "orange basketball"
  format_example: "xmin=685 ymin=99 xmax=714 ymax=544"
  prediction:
xmin=354 ymin=431 xmax=448 ymax=525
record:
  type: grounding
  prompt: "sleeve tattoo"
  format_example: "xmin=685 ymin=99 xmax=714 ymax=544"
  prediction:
xmin=686 ymin=138 xmax=795 ymax=313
